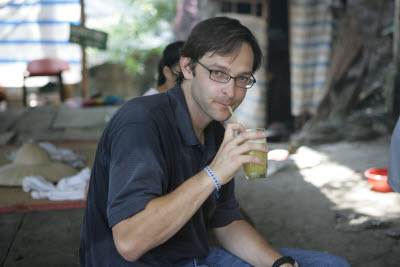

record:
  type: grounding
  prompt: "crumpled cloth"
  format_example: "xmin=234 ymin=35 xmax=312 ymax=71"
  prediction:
xmin=39 ymin=142 xmax=86 ymax=168
xmin=22 ymin=168 xmax=90 ymax=201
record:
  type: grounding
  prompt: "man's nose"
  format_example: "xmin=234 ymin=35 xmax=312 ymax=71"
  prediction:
xmin=222 ymin=79 xmax=236 ymax=98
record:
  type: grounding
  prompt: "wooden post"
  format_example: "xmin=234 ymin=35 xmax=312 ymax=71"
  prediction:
xmin=395 ymin=0 xmax=400 ymax=65
xmin=80 ymin=0 xmax=89 ymax=98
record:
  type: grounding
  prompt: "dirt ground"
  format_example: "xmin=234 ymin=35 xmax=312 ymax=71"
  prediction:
xmin=235 ymin=135 xmax=400 ymax=267
xmin=1 ymin=135 xmax=399 ymax=267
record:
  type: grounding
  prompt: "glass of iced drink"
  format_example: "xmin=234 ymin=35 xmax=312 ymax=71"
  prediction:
xmin=236 ymin=128 xmax=268 ymax=180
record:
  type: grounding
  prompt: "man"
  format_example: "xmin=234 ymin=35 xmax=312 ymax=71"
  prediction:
xmin=143 ymin=41 xmax=184 ymax=96
xmin=80 ymin=17 xmax=350 ymax=266
xmin=389 ymin=116 xmax=400 ymax=192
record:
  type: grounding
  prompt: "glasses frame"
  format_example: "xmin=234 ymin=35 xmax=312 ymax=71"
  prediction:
xmin=196 ymin=61 xmax=256 ymax=89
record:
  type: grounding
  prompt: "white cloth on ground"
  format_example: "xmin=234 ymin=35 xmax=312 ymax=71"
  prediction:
xmin=22 ymin=167 xmax=90 ymax=201
xmin=39 ymin=141 xmax=86 ymax=168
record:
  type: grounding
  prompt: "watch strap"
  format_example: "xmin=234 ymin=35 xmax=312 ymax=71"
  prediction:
xmin=272 ymin=256 xmax=297 ymax=267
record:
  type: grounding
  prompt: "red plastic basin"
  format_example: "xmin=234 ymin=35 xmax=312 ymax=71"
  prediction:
xmin=364 ymin=168 xmax=393 ymax=193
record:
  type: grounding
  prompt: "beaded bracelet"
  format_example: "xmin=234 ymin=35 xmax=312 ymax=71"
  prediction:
xmin=204 ymin=166 xmax=221 ymax=191
xmin=204 ymin=166 xmax=221 ymax=199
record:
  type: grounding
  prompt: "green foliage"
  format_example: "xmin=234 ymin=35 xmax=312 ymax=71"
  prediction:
xmin=88 ymin=0 xmax=178 ymax=79
xmin=124 ymin=0 xmax=178 ymax=37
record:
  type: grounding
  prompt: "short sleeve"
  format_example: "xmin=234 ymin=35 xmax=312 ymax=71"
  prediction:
xmin=389 ymin=118 xmax=400 ymax=192
xmin=107 ymin=121 xmax=167 ymax=228
xmin=209 ymin=178 xmax=243 ymax=228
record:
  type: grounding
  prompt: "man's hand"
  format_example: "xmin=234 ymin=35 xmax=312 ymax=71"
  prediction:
xmin=209 ymin=123 xmax=268 ymax=185
xmin=214 ymin=220 xmax=286 ymax=267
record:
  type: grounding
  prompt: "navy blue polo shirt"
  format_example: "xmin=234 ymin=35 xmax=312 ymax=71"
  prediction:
xmin=80 ymin=85 xmax=243 ymax=266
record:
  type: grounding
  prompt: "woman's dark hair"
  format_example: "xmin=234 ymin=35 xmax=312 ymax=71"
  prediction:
xmin=157 ymin=41 xmax=184 ymax=86
xmin=176 ymin=16 xmax=263 ymax=84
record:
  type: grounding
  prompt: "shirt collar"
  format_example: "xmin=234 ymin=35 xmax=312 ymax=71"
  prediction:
xmin=167 ymin=85 xmax=200 ymax=146
xmin=167 ymin=85 xmax=220 ymax=150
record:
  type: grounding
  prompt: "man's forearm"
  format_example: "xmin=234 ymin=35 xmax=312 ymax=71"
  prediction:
xmin=214 ymin=220 xmax=287 ymax=267
xmin=112 ymin=171 xmax=215 ymax=261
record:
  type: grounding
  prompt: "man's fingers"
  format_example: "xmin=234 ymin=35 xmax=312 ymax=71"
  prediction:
xmin=240 ymin=154 xmax=266 ymax=166
xmin=234 ymin=142 xmax=269 ymax=156
xmin=243 ymin=129 xmax=268 ymax=140
xmin=224 ymin=123 xmax=245 ymax=139
xmin=228 ymin=131 xmax=267 ymax=149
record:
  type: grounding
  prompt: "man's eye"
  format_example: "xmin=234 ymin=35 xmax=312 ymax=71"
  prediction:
xmin=238 ymin=76 xmax=249 ymax=81
xmin=211 ymin=70 xmax=224 ymax=77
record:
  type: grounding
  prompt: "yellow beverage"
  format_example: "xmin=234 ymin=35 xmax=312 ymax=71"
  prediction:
xmin=243 ymin=137 xmax=268 ymax=180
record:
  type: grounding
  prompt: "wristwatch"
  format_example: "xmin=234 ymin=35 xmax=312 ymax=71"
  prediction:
xmin=272 ymin=256 xmax=299 ymax=267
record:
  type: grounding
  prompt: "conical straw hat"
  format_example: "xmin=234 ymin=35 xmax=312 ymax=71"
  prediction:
xmin=0 ymin=142 xmax=78 ymax=186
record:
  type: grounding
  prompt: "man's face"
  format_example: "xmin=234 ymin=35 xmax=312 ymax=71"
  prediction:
xmin=188 ymin=42 xmax=254 ymax=122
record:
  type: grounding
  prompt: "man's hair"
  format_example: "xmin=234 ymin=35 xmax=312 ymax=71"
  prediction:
xmin=157 ymin=41 xmax=184 ymax=86
xmin=176 ymin=16 xmax=263 ymax=84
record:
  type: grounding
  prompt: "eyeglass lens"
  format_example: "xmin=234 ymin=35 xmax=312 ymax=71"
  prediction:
xmin=209 ymin=72 xmax=254 ymax=89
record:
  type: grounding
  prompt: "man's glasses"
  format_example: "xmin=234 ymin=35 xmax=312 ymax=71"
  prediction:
xmin=197 ymin=61 xmax=256 ymax=89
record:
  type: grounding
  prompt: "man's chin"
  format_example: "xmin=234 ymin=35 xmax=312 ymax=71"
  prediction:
xmin=212 ymin=113 xmax=231 ymax=122
xmin=208 ymin=106 xmax=233 ymax=122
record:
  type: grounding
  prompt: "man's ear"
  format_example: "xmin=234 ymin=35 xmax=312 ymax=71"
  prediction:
xmin=180 ymin=57 xmax=193 ymax=80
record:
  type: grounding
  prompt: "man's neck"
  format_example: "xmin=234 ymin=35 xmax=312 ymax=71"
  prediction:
xmin=180 ymin=82 xmax=211 ymax=144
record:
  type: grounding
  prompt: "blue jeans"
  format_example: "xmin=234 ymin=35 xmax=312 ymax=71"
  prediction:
xmin=180 ymin=247 xmax=351 ymax=267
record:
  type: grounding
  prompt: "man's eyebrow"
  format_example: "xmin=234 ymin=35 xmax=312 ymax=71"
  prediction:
xmin=207 ymin=63 xmax=253 ymax=76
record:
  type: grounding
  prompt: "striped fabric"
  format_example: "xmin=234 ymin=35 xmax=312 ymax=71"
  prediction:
xmin=289 ymin=0 xmax=332 ymax=116
xmin=220 ymin=13 xmax=268 ymax=129
xmin=0 ymin=0 xmax=82 ymax=88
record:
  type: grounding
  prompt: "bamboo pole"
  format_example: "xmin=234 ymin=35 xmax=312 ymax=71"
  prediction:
xmin=395 ymin=0 xmax=400 ymax=62
xmin=80 ymin=0 xmax=89 ymax=98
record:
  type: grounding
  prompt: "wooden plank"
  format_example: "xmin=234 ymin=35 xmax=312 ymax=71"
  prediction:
xmin=395 ymin=0 xmax=400 ymax=63
xmin=0 ymin=213 xmax=23 ymax=265
xmin=324 ymin=18 xmax=363 ymax=96
xmin=304 ymin=16 xmax=363 ymax=129
xmin=2 ymin=209 xmax=83 ymax=267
